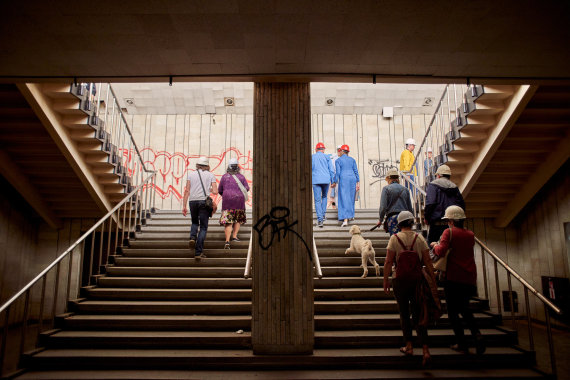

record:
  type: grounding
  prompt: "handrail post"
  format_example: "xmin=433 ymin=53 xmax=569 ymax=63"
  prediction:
xmin=480 ymin=245 xmax=489 ymax=299
xmin=1 ymin=308 xmax=10 ymax=364
xmin=507 ymin=273 xmax=516 ymax=330
xmin=524 ymin=287 xmax=534 ymax=351
xmin=494 ymin=260 xmax=502 ymax=315
xmin=544 ymin=304 xmax=557 ymax=379
xmin=38 ymin=276 xmax=47 ymax=335
xmin=19 ymin=289 xmax=31 ymax=355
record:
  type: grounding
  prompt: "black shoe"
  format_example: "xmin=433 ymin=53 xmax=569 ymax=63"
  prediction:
xmin=231 ymin=237 xmax=240 ymax=242
xmin=450 ymin=344 xmax=469 ymax=354
xmin=224 ymin=241 xmax=231 ymax=250
xmin=475 ymin=334 xmax=486 ymax=355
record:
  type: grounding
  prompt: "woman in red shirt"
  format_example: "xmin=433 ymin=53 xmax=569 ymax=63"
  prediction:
xmin=431 ymin=206 xmax=485 ymax=355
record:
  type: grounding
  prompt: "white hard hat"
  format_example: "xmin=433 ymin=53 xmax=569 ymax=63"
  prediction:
xmin=442 ymin=205 xmax=466 ymax=220
xmin=406 ymin=138 xmax=416 ymax=145
xmin=197 ymin=156 xmax=209 ymax=166
xmin=427 ymin=147 xmax=433 ymax=153
xmin=336 ymin=145 xmax=342 ymax=151
xmin=229 ymin=158 xmax=238 ymax=166
xmin=397 ymin=211 xmax=415 ymax=224
xmin=386 ymin=168 xmax=399 ymax=178
xmin=435 ymin=164 xmax=451 ymax=176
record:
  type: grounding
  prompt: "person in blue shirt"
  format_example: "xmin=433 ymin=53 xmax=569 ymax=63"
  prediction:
xmin=424 ymin=147 xmax=434 ymax=180
xmin=312 ymin=142 xmax=335 ymax=227
xmin=334 ymin=144 xmax=360 ymax=227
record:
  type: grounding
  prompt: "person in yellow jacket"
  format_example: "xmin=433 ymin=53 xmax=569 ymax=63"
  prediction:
xmin=400 ymin=138 xmax=417 ymax=193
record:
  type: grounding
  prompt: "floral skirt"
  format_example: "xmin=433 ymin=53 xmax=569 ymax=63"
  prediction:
xmin=219 ymin=209 xmax=247 ymax=225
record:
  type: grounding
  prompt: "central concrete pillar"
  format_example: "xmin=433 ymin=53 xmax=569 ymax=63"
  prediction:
xmin=251 ymin=82 xmax=314 ymax=354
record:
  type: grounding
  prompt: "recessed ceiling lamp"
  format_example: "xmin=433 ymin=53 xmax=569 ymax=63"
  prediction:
xmin=422 ymin=97 xmax=434 ymax=106
xmin=325 ymin=97 xmax=335 ymax=106
xmin=124 ymin=98 xmax=135 ymax=106
xmin=224 ymin=97 xmax=235 ymax=106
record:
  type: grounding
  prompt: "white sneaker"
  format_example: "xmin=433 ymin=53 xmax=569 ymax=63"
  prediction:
xmin=341 ymin=221 xmax=348 ymax=227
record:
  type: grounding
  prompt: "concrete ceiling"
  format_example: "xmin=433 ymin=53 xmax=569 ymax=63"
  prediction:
xmin=112 ymin=82 xmax=447 ymax=115
xmin=1 ymin=1 xmax=569 ymax=83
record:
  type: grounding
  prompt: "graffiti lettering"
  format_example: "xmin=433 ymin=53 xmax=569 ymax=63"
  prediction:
xmin=253 ymin=206 xmax=312 ymax=262
xmin=368 ymin=159 xmax=397 ymax=185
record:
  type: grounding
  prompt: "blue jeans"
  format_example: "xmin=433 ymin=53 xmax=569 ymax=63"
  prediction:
xmin=189 ymin=200 xmax=210 ymax=256
xmin=405 ymin=174 xmax=416 ymax=196
xmin=312 ymin=183 xmax=330 ymax=222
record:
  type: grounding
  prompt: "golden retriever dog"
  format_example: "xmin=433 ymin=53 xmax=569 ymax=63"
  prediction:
xmin=345 ymin=225 xmax=380 ymax=278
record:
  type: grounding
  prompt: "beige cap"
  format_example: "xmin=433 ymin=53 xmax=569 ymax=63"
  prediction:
xmin=406 ymin=138 xmax=416 ymax=145
xmin=386 ymin=168 xmax=399 ymax=178
xmin=436 ymin=164 xmax=451 ymax=176
xmin=397 ymin=211 xmax=415 ymax=224
xmin=442 ymin=205 xmax=466 ymax=220
xmin=197 ymin=156 xmax=209 ymax=166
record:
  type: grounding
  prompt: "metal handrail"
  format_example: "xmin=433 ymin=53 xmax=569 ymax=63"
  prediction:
xmin=312 ymin=237 xmax=323 ymax=279
xmin=475 ymin=237 xmax=561 ymax=315
xmin=243 ymin=230 xmax=323 ymax=280
xmin=0 ymin=172 xmax=156 ymax=315
xmin=244 ymin=231 xmax=253 ymax=279
xmin=108 ymin=85 xmax=152 ymax=173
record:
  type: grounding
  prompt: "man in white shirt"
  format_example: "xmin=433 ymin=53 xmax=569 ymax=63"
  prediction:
xmin=182 ymin=156 xmax=218 ymax=261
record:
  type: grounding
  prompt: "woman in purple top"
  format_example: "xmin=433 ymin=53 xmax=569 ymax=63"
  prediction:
xmin=217 ymin=158 xmax=250 ymax=249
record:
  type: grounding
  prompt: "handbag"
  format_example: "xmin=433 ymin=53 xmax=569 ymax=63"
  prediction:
xmin=433 ymin=227 xmax=452 ymax=272
xmin=231 ymin=174 xmax=249 ymax=202
xmin=382 ymin=188 xmax=405 ymax=232
xmin=197 ymin=170 xmax=216 ymax=216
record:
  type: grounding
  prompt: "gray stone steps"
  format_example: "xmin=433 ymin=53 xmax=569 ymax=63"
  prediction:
xmin=84 ymin=287 xmax=419 ymax=301
xmin=119 ymin=248 xmax=387 ymax=258
xmin=57 ymin=313 xmax=499 ymax=331
xmin=39 ymin=328 xmax=516 ymax=349
xmin=23 ymin=347 xmax=536 ymax=372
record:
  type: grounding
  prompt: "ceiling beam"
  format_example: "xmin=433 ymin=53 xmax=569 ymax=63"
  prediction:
xmin=459 ymin=85 xmax=538 ymax=197
xmin=0 ymin=149 xmax=62 ymax=229
xmin=494 ymin=130 xmax=570 ymax=228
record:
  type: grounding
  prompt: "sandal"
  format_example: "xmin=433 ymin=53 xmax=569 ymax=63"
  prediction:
xmin=399 ymin=346 xmax=413 ymax=356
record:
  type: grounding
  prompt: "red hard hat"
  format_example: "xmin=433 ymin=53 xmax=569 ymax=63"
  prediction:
xmin=341 ymin=144 xmax=350 ymax=152
xmin=316 ymin=142 xmax=325 ymax=150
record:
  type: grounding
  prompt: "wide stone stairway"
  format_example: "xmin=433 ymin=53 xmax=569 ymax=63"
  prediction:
xmin=19 ymin=209 xmax=545 ymax=378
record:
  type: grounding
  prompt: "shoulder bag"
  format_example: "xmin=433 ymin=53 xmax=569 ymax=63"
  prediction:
xmin=231 ymin=174 xmax=249 ymax=202
xmin=197 ymin=170 xmax=216 ymax=216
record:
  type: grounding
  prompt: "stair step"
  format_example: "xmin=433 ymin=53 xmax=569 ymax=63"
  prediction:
xmin=58 ymin=313 xmax=498 ymax=331
xmin=112 ymin=257 xmax=247 ymax=267
xmin=16 ymin=367 xmax=545 ymax=379
xmin=120 ymin=248 xmax=248 ymax=257
xmin=105 ymin=266 xmax=246 ymax=277
xmin=97 ymin=277 xmax=252 ymax=289
xmin=24 ymin=347 xmax=533 ymax=371
xmin=70 ymin=300 xmax=252 ymax=315
xmin=40 ymin=328 xmax=514 ymax=349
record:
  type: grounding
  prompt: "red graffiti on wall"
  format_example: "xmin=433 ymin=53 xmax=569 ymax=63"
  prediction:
xmin=119 ymin=147 xmax=253 ymax=203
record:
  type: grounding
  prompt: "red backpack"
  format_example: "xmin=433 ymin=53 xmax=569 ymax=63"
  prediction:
xmin=394 ymin=233 xmax=422 ymax=281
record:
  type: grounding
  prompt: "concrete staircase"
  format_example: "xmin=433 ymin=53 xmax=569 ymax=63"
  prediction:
xmin=19 ymin=209 xmax=544 ymax=379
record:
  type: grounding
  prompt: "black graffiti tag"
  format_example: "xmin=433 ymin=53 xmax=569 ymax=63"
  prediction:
xmin=253 ymin=206 xmax=313 ymax=262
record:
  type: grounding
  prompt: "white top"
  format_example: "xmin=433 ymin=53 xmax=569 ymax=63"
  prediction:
xmin=187 ymin=170 xmax=216 ymax=201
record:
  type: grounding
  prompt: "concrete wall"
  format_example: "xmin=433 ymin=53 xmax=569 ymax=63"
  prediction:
xmin=0 ymin=176 xmax=86 ymax=375
xmin=467 ymin=161 xmax=570 ymax=322
xmin=128 ymin=112 xmax=432 ymax=211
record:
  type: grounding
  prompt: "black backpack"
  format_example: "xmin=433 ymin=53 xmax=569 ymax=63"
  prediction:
xmin=394 ymin=233 xmax=422 ymax=281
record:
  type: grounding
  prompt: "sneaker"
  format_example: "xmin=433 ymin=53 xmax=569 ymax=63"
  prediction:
xmin=231 ymin=237 xmax=240 ymax=242
xmin=318 ymin=220 xmax=324 ymax=228
xmin=194 ymin=255 xmax=201 ymax=262
xmin=224 ymin=241 xmax=231 ymax=250
xmin=199 ymin=253 xmax=207 ymax=258
xmin=341 ymin=221 xmax=348 ymax=227
xmin=189 ymin=238 xmax=196 ymax=253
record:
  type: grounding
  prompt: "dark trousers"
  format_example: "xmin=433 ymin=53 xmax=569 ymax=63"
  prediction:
xmin=189 ymin=200 xmax=210 ymax=255
xmin=428 ymin=223 xmax=447 ymax=245
xmin=392 ymin=278 xmax=428 ymax=346
xmin=444 ymin=281 xmax=480 ymax=348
